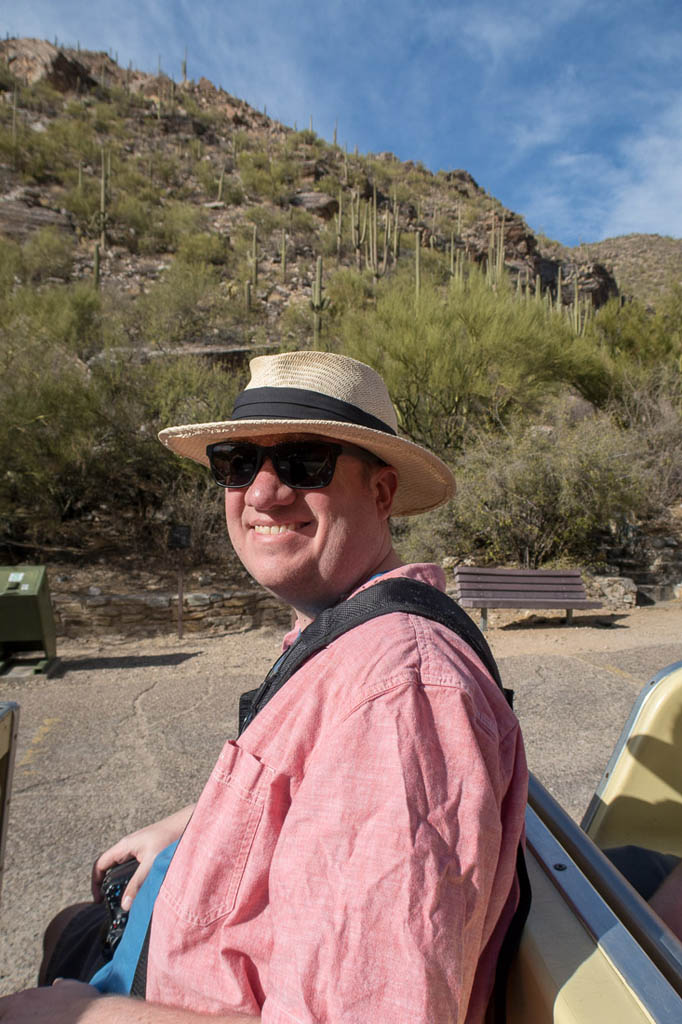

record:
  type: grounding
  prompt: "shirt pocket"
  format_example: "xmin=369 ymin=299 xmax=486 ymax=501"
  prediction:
xmin=159 ymin=740 xmax=273 ymax=926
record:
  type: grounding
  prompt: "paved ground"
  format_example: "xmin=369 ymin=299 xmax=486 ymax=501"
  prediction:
xmin=0 ymin=603 xmax=680 ymax=994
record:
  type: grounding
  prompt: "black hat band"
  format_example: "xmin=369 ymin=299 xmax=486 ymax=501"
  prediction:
xmin=231 ymin=386 xmax=397 ymax=436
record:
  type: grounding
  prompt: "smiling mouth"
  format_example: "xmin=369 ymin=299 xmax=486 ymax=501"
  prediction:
xmin=253 ymin=523 xmax=305 ymax=535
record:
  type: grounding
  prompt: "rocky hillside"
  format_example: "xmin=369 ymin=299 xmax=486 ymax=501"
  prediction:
xmin=0 ymin=36 xmax=622 ymax=333
xmin=539 ymin=233 xmax=682 ymax=308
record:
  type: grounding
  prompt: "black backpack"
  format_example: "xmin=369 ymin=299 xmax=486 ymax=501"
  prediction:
xmin=134 ymin=577 xmax=531 ymax=1021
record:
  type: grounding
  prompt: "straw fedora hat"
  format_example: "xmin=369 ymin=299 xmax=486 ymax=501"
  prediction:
xmin=158 ymin=350 xmax=455 ymax=515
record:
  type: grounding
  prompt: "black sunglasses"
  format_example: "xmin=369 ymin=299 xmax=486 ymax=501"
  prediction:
xmin=206 ymin=440 xmax=382 ymax=490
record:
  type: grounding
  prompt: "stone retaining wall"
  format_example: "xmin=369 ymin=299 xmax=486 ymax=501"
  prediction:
xmin=50 ymin=571 xmax=641 ymax=640
xmin=53 ymin=586 xmax=292 ymax=638
xmin=583 ymin=574 xmax=638 ymax=609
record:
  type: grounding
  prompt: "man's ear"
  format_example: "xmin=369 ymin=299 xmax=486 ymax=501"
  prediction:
xmin=373 ymin=465 xmax=399 ymax=520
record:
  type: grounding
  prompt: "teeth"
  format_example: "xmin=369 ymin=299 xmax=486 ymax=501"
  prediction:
xmin=253 ymin=524 xmax=298 ymax=535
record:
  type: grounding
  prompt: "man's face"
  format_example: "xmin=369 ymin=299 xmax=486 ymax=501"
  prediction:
xmin=223 ymin=433 xmax=397 ymax=619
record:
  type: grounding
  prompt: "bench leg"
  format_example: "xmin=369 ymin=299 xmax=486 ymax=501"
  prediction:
xmin=480 ymin=608 xmax=488 ymax=632
xmin=565 ymin=609 xmax=574 ymax=625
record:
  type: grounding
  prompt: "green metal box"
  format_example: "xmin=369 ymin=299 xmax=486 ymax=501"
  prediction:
xmin=0 ymin=566 xmax=57 ymax=662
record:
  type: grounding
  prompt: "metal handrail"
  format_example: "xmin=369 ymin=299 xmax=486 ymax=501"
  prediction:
xmin=528 ymin=772 xmax=682 ymax=998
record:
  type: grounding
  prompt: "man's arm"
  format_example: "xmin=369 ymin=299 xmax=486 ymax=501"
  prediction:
xmin=92 ymin=805 xmax=195 ymax=909
xmin=0 ymin=981 xmax=259 ymax=1024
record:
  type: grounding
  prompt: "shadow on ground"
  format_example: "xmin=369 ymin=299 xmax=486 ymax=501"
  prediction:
xmin=55 ymin=652 xmax=201 ymax=673
xmin=500 ymin=613 xmax=630 ymax=631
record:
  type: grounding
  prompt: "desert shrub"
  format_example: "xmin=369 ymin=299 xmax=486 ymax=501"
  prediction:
xmin=154 ymin=475 xmax=232 ymax=564
xmin=133 ymin=260 xmax=223 ymax=346
xmin=653 ymin=282 xmax=682 ymax=362
xmin=43 ymin=114 xmax=102 ymax=168
xmin=245 ymin=206 xmax=287 ymax=236
xmin=0 ymin=336 xmax=101 ymax=541
xmin=334 ymin=265 xmax=615 ymax=456
xmin=1 ymin=281 xmax=103 ymax=359
xmin=0 ymin=331 xmax=248 ymax=551
xmin=325 ymin=268 xmax=374 ymax=317
xmin=287 ymin=208 xmax=318 ymax=246
xmin=396 ymin=403 xmax=651 ymax=569
xmin=62 ymin=179 xmax=101 ymax=231
xmin=0 ymin=63 xmax=17 ymax=92
xmin=237 ymin=151 xmax=298 ymax=203
xmin=194 ymin=157 xmax=222 ymax=197
xmin=109 ymin=194 xmax=155 ymax=251
xmin=0 ymin=237 xmax=22 ymax=294
xmin=176 ymin=232 xmax=231 ymax=265
xmin=451 ymin=411 xmax=646 ymax=567
xmin=139 ymin=201 xmax=206 ymax=254
xmin=589 ymin=297 xmax=671 ymax=365
xmin=22 ymin=226 xmax=75 ymax=282
xmin=113 ymin=162 xmax=163 ymax=204
xmin=609 ymin=369 xmax=682 ymax=509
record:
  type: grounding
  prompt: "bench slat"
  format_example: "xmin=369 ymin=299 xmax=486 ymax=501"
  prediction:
xmin=458 ymin=598 xmax=602 ymax=609
xmin=455 ymin=583 xmax=589 ymax=596
xmin=454 ymin=567 xmax=582 ymax=578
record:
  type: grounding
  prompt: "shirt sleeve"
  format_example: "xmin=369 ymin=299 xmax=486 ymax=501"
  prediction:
xmin=262 ymin=678 xmax=516 ymax=1024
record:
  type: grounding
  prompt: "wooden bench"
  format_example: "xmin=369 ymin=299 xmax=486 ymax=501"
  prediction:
xmin=452 ymin=566 xmax=602 ymax=630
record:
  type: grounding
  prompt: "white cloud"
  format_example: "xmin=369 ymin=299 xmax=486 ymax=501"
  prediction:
xmin=423 ymin=0 xmax=592 ymax=67
xmin=600 ymin=97 xmax=682 ymax=238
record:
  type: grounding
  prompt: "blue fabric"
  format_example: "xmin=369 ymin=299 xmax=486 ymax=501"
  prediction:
xmin=89 ymin=841 xmax=178 ymax=994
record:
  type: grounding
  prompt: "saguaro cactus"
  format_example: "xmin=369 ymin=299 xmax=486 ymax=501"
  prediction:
xmin=336 ymin=189 xmax=343 ymax=264
xmin=365 ymin=185 xmax=390 ymax=282
xmin=281 ymin=230 xmax=287 ymax=283
xmin=350 ymin=190 xmax=368 ymax=270
xmin=250 ymin=225 xmax=258 ymax=287
xmin=97 ymin=146 xmax=108 ymax=249
xmin=310 ymin=256 xmax=331 ymax=344
xmin=415 ymin=228 xmax=422 ymax=303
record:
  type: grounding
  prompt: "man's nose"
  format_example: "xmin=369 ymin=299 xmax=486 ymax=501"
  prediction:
xmin=244 ymin=457 xmax=296 ymax=508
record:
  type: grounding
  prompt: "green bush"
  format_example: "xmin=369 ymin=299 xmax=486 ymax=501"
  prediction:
xmin=335 ymin=265 xmax=615 ymax=456
xmin=0 ymin=237 xmax=22 ymax=295
xmin=450 ymin=409 xmax=646 ymax=567
xmin=245 ymin=206 xmax=288 ymax=236
xmin=589 ymin=298 xmax=672 ymax=365
xmin=139 ymin=201 xmax=207 ymax=254
xmin=61 ymin=174 xmax=96 ymax=218
xmin=109 ymin=194 xmax=155 ymax=251
xmin=237 ymin=151 xmax=298 ymax=202
xmin=22 ymin=227 xmax=75 ymax=282
xmin=133 ymin=260 xmax=223 ymax=346
xmin=609 ymin=369 xmax=682 ymax=510
xmin=0 ymin=324 xmax=248 ymax=552
xmin=1 ymin=281 xmax=103 ymax=360
xmin=176 ymin=232 xmax=231 ymax=265
xmin=396 ymin=401 xmax=654 ymax=569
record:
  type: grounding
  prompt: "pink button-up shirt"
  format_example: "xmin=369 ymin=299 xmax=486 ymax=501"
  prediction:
xmin=147 ymin=564 xmax=528 ymax=1022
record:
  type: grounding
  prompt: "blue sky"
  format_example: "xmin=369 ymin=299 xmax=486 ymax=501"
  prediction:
xmin=7 ymin=1 xmax=682 ymax=245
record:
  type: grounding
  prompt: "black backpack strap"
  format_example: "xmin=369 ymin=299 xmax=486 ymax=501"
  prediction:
xmin=239 ymin=577 xmax=510 ymax=735
xmin=130 ymin=918 xmax=152 ymax=998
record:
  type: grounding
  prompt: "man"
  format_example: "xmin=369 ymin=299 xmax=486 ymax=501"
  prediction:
xmin=0 ymin=351 xmax=527 ymax=1023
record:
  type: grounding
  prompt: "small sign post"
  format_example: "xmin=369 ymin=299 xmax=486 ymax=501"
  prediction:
xmin=168 ymin=525 xmax=191 ymax=639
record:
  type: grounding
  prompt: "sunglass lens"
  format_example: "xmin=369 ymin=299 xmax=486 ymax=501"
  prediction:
xmin=275 ymin=443 xmax=337 ymax=488
xmin=209 ymin=444 xmax=259 ymax=487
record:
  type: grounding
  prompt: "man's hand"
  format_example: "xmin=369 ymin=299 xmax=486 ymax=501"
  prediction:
xmin=0 ymin=979 xmax=101 ymax=1023
xmin=92 ymin=805 xmax=195 ymax=910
